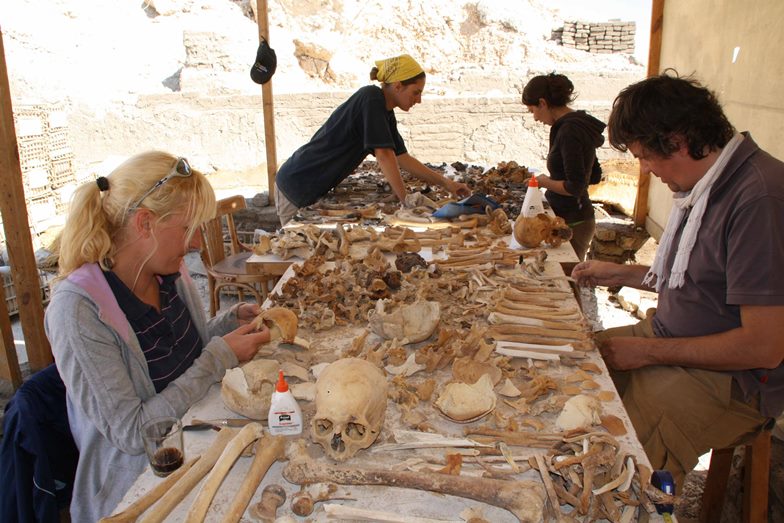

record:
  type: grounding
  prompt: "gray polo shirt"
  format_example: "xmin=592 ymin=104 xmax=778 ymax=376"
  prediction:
xmin=652 ymin=133 xmax=784 ymax=417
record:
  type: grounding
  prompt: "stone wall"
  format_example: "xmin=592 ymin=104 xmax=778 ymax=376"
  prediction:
xmin=553 ymin=20 xmax=635 ymax=54
xmin=66 ymin=77 xmax=638 ymax=178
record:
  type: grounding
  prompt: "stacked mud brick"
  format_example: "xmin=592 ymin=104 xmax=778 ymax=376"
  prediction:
xmin=553 ymin=20 xmax=635 ymax=54
xmin=13 ymin=103 xmax=76 ymax=225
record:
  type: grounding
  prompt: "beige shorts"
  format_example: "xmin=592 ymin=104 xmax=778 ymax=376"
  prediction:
xmin=598 ymin=313 xmax=770 ymax=491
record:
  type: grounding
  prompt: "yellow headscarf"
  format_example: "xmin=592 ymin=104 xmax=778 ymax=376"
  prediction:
xmin=374 ymin=54 xmax=424 ymax=84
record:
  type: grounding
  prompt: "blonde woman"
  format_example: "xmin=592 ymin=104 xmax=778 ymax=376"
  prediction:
xmin=46 ymin=151 xmax=270 ymax=521
xmin=274 ymin=54 xmax=470 ymax=225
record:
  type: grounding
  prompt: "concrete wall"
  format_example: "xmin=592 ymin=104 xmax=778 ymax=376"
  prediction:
xmin=646 ymin=0 xmax=784 ymax=238
xmin=66 ymin=80 xmax=639 ymax=180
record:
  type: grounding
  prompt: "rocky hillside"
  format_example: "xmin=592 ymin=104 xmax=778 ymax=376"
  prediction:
xmin=3 ymin=0 xmax=646 ymax=101
xmin=1 ymin=0 xmax=647 ymax=180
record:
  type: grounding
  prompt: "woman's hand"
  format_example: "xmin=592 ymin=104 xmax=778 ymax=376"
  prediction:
xmin=236 ymin=303 xmax=261 ymax=325
xmin=446 ymin=179 xmax=471 ymax=198
xmin=223 ymin=322 xmax=271 ymax=362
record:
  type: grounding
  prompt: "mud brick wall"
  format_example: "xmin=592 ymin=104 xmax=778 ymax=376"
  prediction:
xmin=554 ymin=20 xmax=635 ymax=54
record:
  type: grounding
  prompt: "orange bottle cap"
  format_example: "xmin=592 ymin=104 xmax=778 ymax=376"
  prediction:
xmin=275 ymin=370 xmax=289 ymax=392
xmin=528 ymin=176 xmax=539 ymax=187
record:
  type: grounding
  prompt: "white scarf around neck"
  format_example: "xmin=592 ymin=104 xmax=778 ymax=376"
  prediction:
xmin=642 ymin=133 xmax=744 ymax=291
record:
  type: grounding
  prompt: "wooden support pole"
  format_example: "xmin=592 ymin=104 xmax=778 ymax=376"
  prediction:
xmin=0 ymin=28 xmax=53 ymax=377
xmin=255 ymin=0 xmax=278 ymax=204
xmin=633 ymin=0 xmax=665 ymax=227
xmin=0 ymin=272 xmax=22 ymax=388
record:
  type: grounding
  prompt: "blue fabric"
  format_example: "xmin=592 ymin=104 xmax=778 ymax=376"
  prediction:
xmin=0 ymin=363 xmax=78 ymax=522
xmin=432 ymin=193 xmax=500 ymax=219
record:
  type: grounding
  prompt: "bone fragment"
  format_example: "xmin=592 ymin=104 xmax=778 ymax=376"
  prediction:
xmin=283 ymin=454 xmax=544 ymax=522
xmin=488 ymin=312 xmax=583 ymax=332
xmin=250 ymin=484 xmax=286 ymax=522
xmin=186 ymin=422 xmax=264 ymax=522
xmin=371 ymin=430 xmax=492 ymax=452
xmin=534 ymin=454 xmax=563 ymax=520
xmin=291 ymin=381 xmax=316 ymax=401
xmin=385 ymin=353 xmax=426 ymax=377
xmin=497 ymin=442 xmax=520 ymax=473
xmin=495 ymin=347 xmax=560 ymax=361
xmin=281 ymin=361 xmax=310 ymax=382
xmin=496 ymin=378 xmax=521 ymax=398
xmin=496 ymin=340 xmax=574 ymax=353
xmin=591 ymin=456 xmax=635 ymax=496
xmin=492 ymin=334 xmax=583 ymax=348
xmin=137 ymin=428 xmax=237 ymax=523
xmin=99 ymin=456 xmax=200 ymax=522
xmin=220 ymin=435 xmax=286 ymax=523
xmin=490 ymin=324 xmax=588 ymax=341
xmin=465 ymin=427 xmax=564 ymax=448
xmin=323 ymin=504 xmax=463 ymax=522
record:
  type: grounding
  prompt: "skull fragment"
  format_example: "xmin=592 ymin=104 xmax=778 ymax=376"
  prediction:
xmin=311 ymin=358 xmax=388 ymax=461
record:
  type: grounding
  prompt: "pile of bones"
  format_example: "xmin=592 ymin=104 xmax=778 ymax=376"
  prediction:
xmin=105 ymin=222 xmax=674 ymax=523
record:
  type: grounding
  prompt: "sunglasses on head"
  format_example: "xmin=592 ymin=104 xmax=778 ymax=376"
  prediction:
xmin=130 ymin=157 xmax=192 ymax=210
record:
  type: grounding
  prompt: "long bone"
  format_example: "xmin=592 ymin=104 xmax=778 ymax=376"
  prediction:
xmin=490 ymin=324 xmax=589 ymax=342
xmin=282 ymin=453 xmax=544 ymax=523
xmin=495 ymin=299 xmax=581 ymax=317
xmin=488 ymin=312 xmax=584 ymax=332
xmin=138 ymin=427 xmax=238 ymax=523
xmin=186 ymin=422 xmax=264 ymax=521
xmin=99 ymin=456 xmax=200 ymax=523
xmin=220 ymin=434 xmax=287 ymax=523
xmin=493 ymin=304 xmax=582 ymax=323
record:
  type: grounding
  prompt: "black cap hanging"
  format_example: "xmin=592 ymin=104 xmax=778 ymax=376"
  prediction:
xmin=250 ymin=37 xmax=277 ymax=85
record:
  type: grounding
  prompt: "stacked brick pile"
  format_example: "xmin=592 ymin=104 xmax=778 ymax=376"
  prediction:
xmin=13 ymin=103 xmax=76 ymax=225
xmin=553 ymin=20 xmax=635 ymax=54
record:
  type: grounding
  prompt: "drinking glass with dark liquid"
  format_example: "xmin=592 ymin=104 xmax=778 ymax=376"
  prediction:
xmin=141 ymin=417 xmax=184 ymax=477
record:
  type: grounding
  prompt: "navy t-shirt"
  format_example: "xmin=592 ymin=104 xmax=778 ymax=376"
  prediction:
xmin=104 ymin=271 xmax=203 ymax=393
xmin=275 ymin=85 xmax=408 ymax=208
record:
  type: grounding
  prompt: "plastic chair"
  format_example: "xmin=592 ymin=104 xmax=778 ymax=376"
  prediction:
xmin=700 ymin=424 xmax=774 ymax=523
xmin=0 ymin=363 xmax=79 ymax=522
xmin=199 ymin=195 xmax=275 ymax=316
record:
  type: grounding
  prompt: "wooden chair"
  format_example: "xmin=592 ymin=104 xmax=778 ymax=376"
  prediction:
xmin=199 ymin=195 xmax=274 ymax=317
xmin=700 ymin=426 xmax=773 ymax=523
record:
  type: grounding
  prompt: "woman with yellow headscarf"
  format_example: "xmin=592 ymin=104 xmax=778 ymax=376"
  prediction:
xmin=274 ymin=54 xmax=470 ymax=225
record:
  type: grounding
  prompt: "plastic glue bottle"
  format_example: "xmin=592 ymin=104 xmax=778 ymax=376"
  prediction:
xmin=522 ymin=175 xmax=545 ymax=217
xmin=267 ymin=371 xmax=303 ymax=436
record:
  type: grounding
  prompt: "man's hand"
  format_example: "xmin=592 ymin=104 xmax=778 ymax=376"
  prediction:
xmin=599 ymin=336 xmax=652 ymax=370
xmin=571 ymin=260 xmax=651 ymax=289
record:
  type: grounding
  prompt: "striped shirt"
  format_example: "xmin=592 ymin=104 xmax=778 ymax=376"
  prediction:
xmin=103 ymin=271 xmax=203 ymax=393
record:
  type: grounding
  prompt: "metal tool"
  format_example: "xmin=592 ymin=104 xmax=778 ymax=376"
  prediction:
xmin=183 ymin=418 xmax=255 ymax=431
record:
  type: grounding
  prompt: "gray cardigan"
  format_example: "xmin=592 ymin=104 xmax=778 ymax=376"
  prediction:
xmin=45 ymin=263 xmax=240 ymax=522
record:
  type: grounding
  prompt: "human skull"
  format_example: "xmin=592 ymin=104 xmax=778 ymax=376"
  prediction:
xmin=311 ymin=358 xmax=388 ymax=461
xmin=221 ymin=358 xmax=279 ymax=419
xmin=513 ymin=213 xmax=573 ymax=248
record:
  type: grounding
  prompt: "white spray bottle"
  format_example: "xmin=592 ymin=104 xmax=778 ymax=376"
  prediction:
xmin=267 ymin=370 xmax=303 ymax=436
xmin=522 ymin=175 xmax=545 ymax=217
